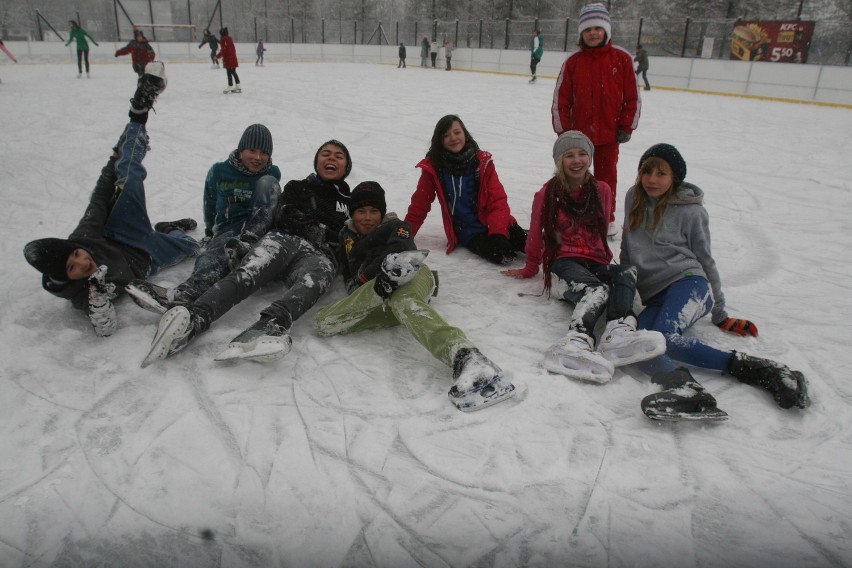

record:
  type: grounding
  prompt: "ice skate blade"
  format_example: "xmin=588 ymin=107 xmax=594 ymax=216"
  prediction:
xmin=214 ymin=336 xmax=291 ymax=363
xmin=449 ymin=376 xmax=517 ymax=412
xmin=644 ymin=408 xmax=729 ymax=422
xmin=141 ymin=308 xmax=190 ymax=367
xmin=600 ymin=340 xmax=667 ymax=367
xmin=541 ymin=358 xmax=613 ymax=383
xmin=126 ymin=284 xmax=168 ymax=315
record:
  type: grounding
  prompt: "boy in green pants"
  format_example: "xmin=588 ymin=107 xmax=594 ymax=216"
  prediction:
xmin=314 ymin=182 xmax=516 ymax=411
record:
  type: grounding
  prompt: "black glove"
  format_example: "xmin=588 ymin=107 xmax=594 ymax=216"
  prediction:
xmin=617 ymin=129 xmax=631 ymax=143
xmin=373 ymin=251 xmax=428 ymax=299
xmin=490 ymin=234 xmax=516 ymax=263
xmin=205 ymin=227 xmax=214 ymax=238
xmin=87 ymin=265 xmax=117 ymax=337
xmin=467 ymin=234 xmax=515 ymax=265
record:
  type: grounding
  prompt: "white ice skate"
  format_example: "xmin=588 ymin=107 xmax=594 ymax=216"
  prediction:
xmin=597 ymin=316 xmax=666 ymax=367
xmin=448 ymin=347 xmax=516 ymax=411
xmin=542 ymin=331 xmax=614 ymax=383
xmin=214 ymin=317 xmax=291 ymax=363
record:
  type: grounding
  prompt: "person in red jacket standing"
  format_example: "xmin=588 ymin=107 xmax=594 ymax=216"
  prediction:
xmin=115 ymin=29 xmax=155 ymax=76
xmin=551 ymin=3 xmax=639 ymax=232
xmin=216 ymin=27 xmax=241 ymax=93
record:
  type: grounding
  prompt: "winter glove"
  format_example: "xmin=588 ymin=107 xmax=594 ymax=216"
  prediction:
xmin=467 ymin=234 xmax=515 ymax=265
xmin=224 ymin=235 xmax=255 ymax=271
xmin=716 ymin=317 xmax=759 ymax=337
xmin=205 ymin=227 xmax=214 ymax=238
xmin=87 ymin=265 xmax=118 ymax=337
xmin=374 ymin=251 xmax=429 ymax=299
xmin=490 ymin=234 xmax=516 ymax=264
xmin=616 ymin=130 xmax=631 ymax=144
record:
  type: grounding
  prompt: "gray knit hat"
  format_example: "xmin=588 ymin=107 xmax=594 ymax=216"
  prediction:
xmin=553 ymin=130 xmax=594 ymax=164
xmin=578 ymin=3 xmax=612 ymax=41
xmin=238 ymin=124 xmax=273 ymax=155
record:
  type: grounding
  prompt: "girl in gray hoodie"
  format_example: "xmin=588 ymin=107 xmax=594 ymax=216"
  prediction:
xmin=620 ymin=143 xmax=809 ymax=420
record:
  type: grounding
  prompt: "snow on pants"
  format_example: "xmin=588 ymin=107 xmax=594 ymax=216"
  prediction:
xmin=176 ymin=175 xmax=280 ymax=300
xmin=592 ymin=142 xmax=619 ymax=222
xmin=550 ymin=257 xmax=636 ymax=338
xmin=634 ymin=276 xmax=733 ymax=377
xmin=193 ymin=230 xmax=335 ymax=327
xmin=104 ymin=122 xmax=200 ymax=276
xmin=314 ymin=266 xmax=473 ymax=368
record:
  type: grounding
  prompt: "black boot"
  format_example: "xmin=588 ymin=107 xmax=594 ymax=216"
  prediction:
xmin=508 ymin=222 xmax=528 ymax=252
xmin=641 ymin=367 xmax=728 ymax=421
xmin=728 ymin=352 xmax=809 ymax=409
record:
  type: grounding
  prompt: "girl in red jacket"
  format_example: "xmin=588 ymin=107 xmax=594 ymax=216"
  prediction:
xmin=503 ymin=131 xmax=664 ymax=384
xmin=216 ymin=27 xmax=241 ymax=93
xmin=550 ymin=3 xmax=639 ymax=228
xmin=405 ymin=114 xmax=527 ymax=265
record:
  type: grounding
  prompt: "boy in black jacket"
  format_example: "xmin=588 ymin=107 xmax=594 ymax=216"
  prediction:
xmin=23 ymin=62 xmax=199 ymax=337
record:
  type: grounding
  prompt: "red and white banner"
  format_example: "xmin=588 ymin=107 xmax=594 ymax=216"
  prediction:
xmin=730 ymin=20 xmax=815 ymax=64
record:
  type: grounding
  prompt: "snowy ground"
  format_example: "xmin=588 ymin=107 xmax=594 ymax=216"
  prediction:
xmin=1 ymin=60 xmax=851 ymax=567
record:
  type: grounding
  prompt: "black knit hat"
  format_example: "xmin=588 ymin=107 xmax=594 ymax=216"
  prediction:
xmin=23 ymin=238 xmax=77 ymax=282
xmin=314 ymin=139 xmax=352 ymax=179
xmin=219 ymin=27 xmax=229 ymax=36
xmin=238 ymin=124 xmax=273 ymax=155
xmin=639 ymin=143 xmax=687 ymax=185
xmin=349 ymin=182 xmax=386 ymax=218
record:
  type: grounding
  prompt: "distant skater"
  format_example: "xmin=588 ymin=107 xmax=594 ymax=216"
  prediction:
xmin=199 ymin=29 xmax=219 ymax=68
xmin=66 ymin=20 xmax=98 ymax=78
xmin=256 ymin=40 xmax=266 ymax=66
xmin=216 ymin=27 xmax=241 ymax=93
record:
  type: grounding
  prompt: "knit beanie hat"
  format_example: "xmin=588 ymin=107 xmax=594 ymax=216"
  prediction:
xmin=238 ymin=124 xmax=273 ymax=155
xmin=639 ymin=143 xmax=687 ymax=185
xmin=220 ymin=27 xmax=229 ymax=36
xmin=349 ymin=181 xmax=386 ymax=218
xmin=553 ymin=130 xmax=594 ymax=164
xmin=578 ymin=3 xmax=612 ymax=41
xmin=314 ymin=139 xmax=353 ymax=179
xmin=23 ymin=238 xmax=77 ymax=282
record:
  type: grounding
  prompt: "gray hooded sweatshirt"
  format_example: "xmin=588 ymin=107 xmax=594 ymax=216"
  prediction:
xmin=619 ymin=182 xmax=728 ymax=324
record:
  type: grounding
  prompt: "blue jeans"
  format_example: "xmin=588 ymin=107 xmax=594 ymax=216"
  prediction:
xmin=104 ymin=122 xmax=199 ymax=276
xmin=177 ymin=175 xmax=280 ymax=299
xmin=550 ymin=257 xmax=637 ymax=337
xmin=635 ymin=276 xmax=733 ymax=376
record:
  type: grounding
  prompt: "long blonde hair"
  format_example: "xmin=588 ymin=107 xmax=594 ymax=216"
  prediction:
xmin=626 ymin=157 xmax=676 ymax=231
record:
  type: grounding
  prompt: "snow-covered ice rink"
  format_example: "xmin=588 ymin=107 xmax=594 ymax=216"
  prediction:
xmin=1 ymin=60 xmax=851 ymax=567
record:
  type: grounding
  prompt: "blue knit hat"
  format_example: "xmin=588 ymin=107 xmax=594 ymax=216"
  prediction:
xmin=238 ymin=124 xmax=273 ymax=156
xmin=578 ymin=3 xmax=612 ymax=42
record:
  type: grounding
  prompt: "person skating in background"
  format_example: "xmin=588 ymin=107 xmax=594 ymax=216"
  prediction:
xmin=66 ymin=20 xmax=98 ymax=78
xmin=443 ymin=37 xmax=453 ymax=70
xmin=23 ymin=62 xmax=199 ymax=337
xmin=420 ymin=37 xmax=430 ymax=67
xmin=198 ymin=29 xmax=219 ymax=68
xmin=398 ymin=43 xmax=407 ymax=68
xmin=621 ymin=143 xmax=809 ymax=421
xmin=216 ymin=27 xmax=241 ymax=93
xmin=430 ymin=39 xmax=439 ymax=68
xmin=256 ymin=39 xmax=266 ymax=66
xmin=503 ymin=131 xmax=664 ymax=383
xmin=315 ymin=182 xmax=516 ymax=411
xmin=406 ymin=114 xmax=528 ymax=265
xmin=125 ymin=124 xmax=282 ymax=315
xmin=140 ymin=140 xmax=353 ymax=366
xmin=634 ymin=44 xmax=650 ymax=90
xmin=115 ymin=29 xmax=155 ymax=76
xmin=551 ymin=3 xmax=639 ymax=235
xmin=529 ymin=29 xmax=543 ymax=83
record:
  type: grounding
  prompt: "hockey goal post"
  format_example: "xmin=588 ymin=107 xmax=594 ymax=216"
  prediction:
xmin=131 ymin=24 xmax=197 ymax=42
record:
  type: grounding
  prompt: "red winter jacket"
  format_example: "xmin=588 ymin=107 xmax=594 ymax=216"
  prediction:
xmin=551 ymin=43 xmax=640 ymax=144
xmin=115 ymin=39 xmax=155 ymax=70
xmin=405 ymin=150 xmax=517 ymax=254
xmin=216 ymin=35 xmax=238 ymax=68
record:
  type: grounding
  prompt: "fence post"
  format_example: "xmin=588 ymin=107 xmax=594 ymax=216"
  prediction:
xmin=254 ymin=17 xmax=257 ymax=42
xmin=478 ymin=19 xmax=483 ymax=48
xmin=432 ymin=19 xmax=437 ymax=42
xmin=322 ymin=18 xmax=325 ymax=44
xmin=681 ymin=17 xmax=690 ymax=57
xmin=290 ymin=18 xmax=294 ymax=43
xmin=637 ymin=17 xmax=643 ymax=48
xmin=395 ymin=21 xmax=399 ymax=45
xmin=504 ymin=19 xmax=510 ymax=49
xmin=454 ymin=19 xmax=459 ymax=47
xmin=414 ymin=21 xmax=418 ymax=45
xmin=563 ymin=18 xmax=570 ymax=51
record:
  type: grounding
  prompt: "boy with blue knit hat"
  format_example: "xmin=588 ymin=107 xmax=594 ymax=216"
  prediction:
xmin=126 ymin=123 xmax=281 ymax=313
xmin=551 ymin=2 xmax=639 ymax=233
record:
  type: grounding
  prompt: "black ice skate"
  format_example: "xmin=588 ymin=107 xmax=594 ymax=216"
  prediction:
xmin=728 ymin=351 xmax=809 ymax=409
xmin=641 ymin=367 xmax=728 ymax=422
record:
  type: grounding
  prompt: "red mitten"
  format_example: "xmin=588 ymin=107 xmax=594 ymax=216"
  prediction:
xmin=716 ymin=317 xmax=758 ymax=337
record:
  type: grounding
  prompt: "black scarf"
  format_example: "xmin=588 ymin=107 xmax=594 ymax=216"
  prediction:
xmin=432 ymin=142 xmax=479 ymax=176
xmin=227 ymin=149 xmax=272 ymax=177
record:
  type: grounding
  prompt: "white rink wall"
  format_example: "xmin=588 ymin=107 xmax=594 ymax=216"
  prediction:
xmin=4 ymin=39 xmax=851 ymax=105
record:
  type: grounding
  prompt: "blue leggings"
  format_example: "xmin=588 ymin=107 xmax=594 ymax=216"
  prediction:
xmin=635 ymin=276 xmax=733 ymax=376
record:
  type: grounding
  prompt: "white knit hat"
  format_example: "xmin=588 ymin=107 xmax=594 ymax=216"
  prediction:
xmin=553 ymin=130 xmax=594 ymax=164
xmin=578 ymin=3 xmax=612 ymax=42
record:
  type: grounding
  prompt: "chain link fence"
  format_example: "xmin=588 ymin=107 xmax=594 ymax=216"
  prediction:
xmin=6 ymin=5 xmax=850 ymax=66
